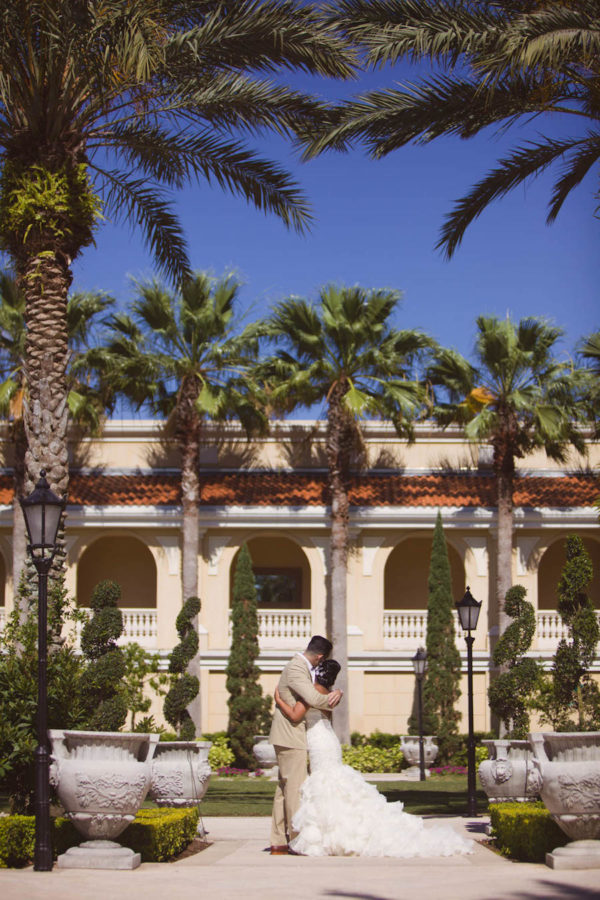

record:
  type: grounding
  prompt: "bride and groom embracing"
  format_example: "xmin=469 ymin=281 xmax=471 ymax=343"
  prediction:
xmin=268 ymin=635 xmax=473 ymax=858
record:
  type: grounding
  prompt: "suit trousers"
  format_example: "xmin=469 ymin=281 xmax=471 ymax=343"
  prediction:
xmin=270 ymin=745 xmax=307 ymax=846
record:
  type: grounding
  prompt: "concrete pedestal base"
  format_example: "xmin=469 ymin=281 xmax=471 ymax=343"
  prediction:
xmin=401 ymin=766 xmax=431 ymax=781
xmin=546 ymin=840 xmax=600 ymax=870
xmin=57 ymin=840 xmax=141 ymax=870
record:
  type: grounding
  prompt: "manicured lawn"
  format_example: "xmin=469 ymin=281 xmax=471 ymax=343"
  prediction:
xmin=199 ymin=775 xmax=487 ymax=817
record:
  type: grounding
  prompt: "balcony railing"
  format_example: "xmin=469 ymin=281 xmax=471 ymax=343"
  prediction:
xmin=383 ymin=610 xmax=464 ymax=647
xmin=229 ymin=608 xmax=312 ymax=648
xmin=536 ymin=610 xmax=600 ymax=651
xmin=74 ymin=608 xmax=158 ymax=649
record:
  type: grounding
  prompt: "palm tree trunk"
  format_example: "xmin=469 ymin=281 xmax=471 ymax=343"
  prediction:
xmin=20 ymin=252 xmax=70 ymax=495
xmin=19 ymin=251 xmax=70 ymax=578
xmin=177 ymin=389 xmax=202 ymax=735
xmin=493 ymin=426 xmax=515 ymax=737
xmin=11 ymin=421 xmax=27 ymax=620
xmin=327 ymin=389 xmax=351 ymax=744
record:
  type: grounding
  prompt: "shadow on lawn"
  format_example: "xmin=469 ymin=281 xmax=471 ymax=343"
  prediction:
xmin=325 ymin=889 xmax=600 ymax=900
xmin=379 ymin=786 xmax=488 ymax=817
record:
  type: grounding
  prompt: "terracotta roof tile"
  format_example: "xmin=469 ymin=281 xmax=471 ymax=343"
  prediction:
xmin=0 ymin=471 xmax=596 ymax=509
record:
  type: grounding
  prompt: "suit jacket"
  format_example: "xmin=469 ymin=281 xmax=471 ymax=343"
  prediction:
xmin=269 ymin=653 xmax=332 ymax=750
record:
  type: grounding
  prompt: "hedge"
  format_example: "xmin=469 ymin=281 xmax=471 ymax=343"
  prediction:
xmin=122 ymin=807 xmax=199 ymax=862
xmin=0 ymin=807 xmax=199 ymax=867
xmin=489 ymin=802 xmax=568 ymax=863
xmin=341 ymin=743 xmax=404 ymax=773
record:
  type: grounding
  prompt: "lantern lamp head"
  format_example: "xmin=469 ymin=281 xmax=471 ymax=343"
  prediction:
xmin=412 ymin=646 xmax=427 ymax=678
xmin=455 ymin=586 xmax=482 ymax=633
xmin=20 ymin=470 xmax=65 ymax=560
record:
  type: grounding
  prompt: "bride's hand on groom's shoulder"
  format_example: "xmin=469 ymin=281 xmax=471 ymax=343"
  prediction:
xmin=327 ymin=689 xmax=343 ymax=707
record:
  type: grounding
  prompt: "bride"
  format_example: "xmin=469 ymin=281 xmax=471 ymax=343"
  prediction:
xmin=274 ymin=659 xmax=473 ymax=858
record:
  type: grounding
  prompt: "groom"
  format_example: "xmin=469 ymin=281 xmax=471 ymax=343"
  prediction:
xmin=269 ymin=635 xmax=343 ymax=855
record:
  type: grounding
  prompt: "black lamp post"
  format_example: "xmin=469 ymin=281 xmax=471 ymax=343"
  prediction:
xmin=412 ymin=646 xmax=428 ymax=781
xmin=455 ymin=586 xmax=482 ymax=818
xmin=20 ymin=470 xmax=65 ymax=872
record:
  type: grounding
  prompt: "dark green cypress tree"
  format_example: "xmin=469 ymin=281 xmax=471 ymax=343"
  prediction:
xmin=80 ymin=579 xmax=127 ymax=731
xmin=409 ymin=512 xmax=461 ymax=748
xmin=163 ymin=596 xmax=201 ymax=740
xmin=226 ymin=544 xmax=270 ymax=768
xmin=552 ymin=535 xmax=600 ymax=729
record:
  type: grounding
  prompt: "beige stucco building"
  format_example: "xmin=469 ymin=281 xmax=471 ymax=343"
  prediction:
xmin=0 ymin=419 xmax=598 ymax=735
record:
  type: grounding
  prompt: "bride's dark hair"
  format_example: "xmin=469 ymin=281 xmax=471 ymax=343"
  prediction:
xmin=315 ymin=658 xmax=340 ymax=688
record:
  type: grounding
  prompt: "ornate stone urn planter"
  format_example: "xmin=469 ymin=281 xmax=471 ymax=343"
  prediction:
xmin=252 ymin=735 xmax=278 ymax=775
xmin=149 ymin=741 xmax=212 ymax=832
xmin=49 ymin=729 xmax=159 ymax=870
xmin=400 ymin=736 xmax=438 ymax=779
xmin=529 ymin=731 xmax=600 ymax=870
xmin=479 ymin=739 xmax=541 ymax=803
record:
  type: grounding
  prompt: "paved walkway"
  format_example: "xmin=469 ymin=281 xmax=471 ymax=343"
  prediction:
xmin=1 ymin=816 xmax=599 ymax=900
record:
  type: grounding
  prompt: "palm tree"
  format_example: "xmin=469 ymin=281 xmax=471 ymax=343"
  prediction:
xmin=0 ymin=1 xmax=355 ymax=505
xmin=103 ymin=272 xmax=267 ymax=601
xmin=315 ymin=0 xmax=599 ymax=256
xmin=259 ymin=285 xmax=432 ymax=742
xmin=427 ymin=315 xmax=585 ymax=643
xmin=578 ymin=331 xmax=600 ymax=438
xmin=102 ymin=271 xmax=267 ymax=735
xmin=0 ymin=275 xmax=112 ymax=599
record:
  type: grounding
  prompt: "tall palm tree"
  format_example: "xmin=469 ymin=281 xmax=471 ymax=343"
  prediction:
xmin=0 ymin=275 xmax=112 ymax=598
xmin=427 ymin=315 xmax=585 ymax=642
xmin=0 ymin=1 xmax=355 ymax=507
xmin=102 ymin=271 xmax=267 ymax=735
xmin=314 ymin=0 xmax=600 ymax=256
xmin=103 ymin=272 xmax=267 ymax=602
xmin=259 ymin=285 xmax=432 ymax=742
xmin=578 ymin=331 xmax=600 ymax=438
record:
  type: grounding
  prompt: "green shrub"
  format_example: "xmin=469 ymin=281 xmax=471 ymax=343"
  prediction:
xmin=489 ymin=802 xmax=568 ymax=862
xmin=80 ymin=579 xmax=127 ymax=731
xmin=206 ymin=734 xmax=235 ymax=770
xmin=0 ymin=808 xmax=199 ymax=867
xmin=342 ymin=742 xmax=404 ymax=773
xmin=350 ymin=731 xmax=400 ymax=750
xmin=122 ymin=808 xmax=199 ymax=862
xmin=438 ymin=731 xmax=495 ymax=767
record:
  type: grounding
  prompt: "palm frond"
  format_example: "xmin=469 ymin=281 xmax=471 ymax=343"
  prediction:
xmin=437 ymin=136 xmax=590 ymax=258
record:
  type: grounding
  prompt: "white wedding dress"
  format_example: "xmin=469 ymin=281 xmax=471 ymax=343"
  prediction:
xmin=289 ymin=709 xmax=473 ymax=858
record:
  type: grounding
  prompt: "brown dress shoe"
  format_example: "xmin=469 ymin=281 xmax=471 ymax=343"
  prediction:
xmin=270 ymin=845 xmax=289 ymax=855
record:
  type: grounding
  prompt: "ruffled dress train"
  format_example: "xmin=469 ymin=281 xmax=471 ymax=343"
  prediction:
xmin=289 ymin=712 xmax=473 ymax=858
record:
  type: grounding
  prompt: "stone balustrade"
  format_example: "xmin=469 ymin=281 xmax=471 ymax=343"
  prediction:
xmin=229 ymin=608 xmax=312 ymax=648
xmin=75 ymin=608 xmax=158 ymax=649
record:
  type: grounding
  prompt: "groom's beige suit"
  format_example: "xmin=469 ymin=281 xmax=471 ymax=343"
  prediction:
xmin=269 ymin=652 xmax=332 ymax=846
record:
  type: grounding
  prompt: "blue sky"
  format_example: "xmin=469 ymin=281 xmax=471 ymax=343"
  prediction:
xmin=72 ymin=62 xmax=598 ymax=374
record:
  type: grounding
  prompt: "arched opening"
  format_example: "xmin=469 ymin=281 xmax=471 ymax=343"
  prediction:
xmin=384 ymin=537 xmax=465 ymax=609
xmin=77 ymin=535 xmax=157 ymax=608
xmin=538 ymin=537 xmax=600 ymax=610
xmin=230 ymin=537 xmax=310 ymax=609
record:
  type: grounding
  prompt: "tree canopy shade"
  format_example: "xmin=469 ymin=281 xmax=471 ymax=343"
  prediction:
xmin=0 ymin=0 xmax=355 ymax=501
xmin=258 ymin=284 xmax=432 ymax=741
xmin=315 ymin=0 xmax=600 ymax=257
xmin=427 ymin=315 xmax=585 ymax=641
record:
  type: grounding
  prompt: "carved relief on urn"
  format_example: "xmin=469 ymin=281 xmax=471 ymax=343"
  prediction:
xmin=400 ymin=736 xmax=439 ymax=767
xmin=529 ymin=731 xmax=600 ymax=870
xmin=478 ymin=739 xmax=541 ymax=803
xmin=149 ymin=741 xmax=212 ymax=808
xmin=49 ymin=729 xmax=159 ymax=869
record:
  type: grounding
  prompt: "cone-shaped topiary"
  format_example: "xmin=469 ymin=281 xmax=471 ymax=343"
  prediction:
xmin=80 ymin=579 xmax=127 ymax=731
xmin=226 ymin=544 xmax=271 ymax=768
xmin=488 ymin=585 xmax=541 ymax=737
xmin=163 ymin=596 xmax=200 ymax=740
xmin=409 ymin=512 xmax=461 ymax=750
